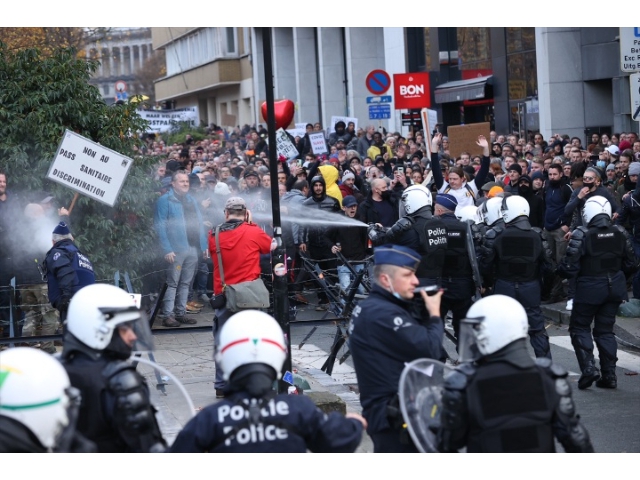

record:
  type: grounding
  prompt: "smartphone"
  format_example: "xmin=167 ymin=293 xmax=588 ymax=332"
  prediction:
xmin=397 ymin=167 xmax=404 ymax=175
xmin=414 ymin=285 xmax=445 ymax=295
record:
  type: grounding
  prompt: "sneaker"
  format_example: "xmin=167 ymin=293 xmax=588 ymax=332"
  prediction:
xmin=566 ymin=299 xmax=573 ymax=311
xmin=198 ymin=293 xmax=211 ymax=304
xmin=176 ymin=316 xmax=197 ymax=325
xmin=162 ymin=316 xmax=181 ymax=327
xmin=215 ymin=389 xmax=225 ymax=399
xmin=186 ymin=304 xmax=202 ymax=314
xmin=315 ymin=303 xmax=329 ymax=311
xmin=187 ymin=300 xmax=204 ymax=309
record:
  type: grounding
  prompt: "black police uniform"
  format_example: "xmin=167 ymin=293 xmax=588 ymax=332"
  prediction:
xmin=61 ymin=335 xmax=166 ymax=453
xmin=0 ymin=416 xmax=96 ymax=453
xmin=438 ymin=212 xmax=477 ymax=339
xmin=557 ymin=214 xmax=638 ymax=388
xmin=349 ymin=284 xmax=444 ymax=452
xmin=480 ymin=216 xmax=554 ymax=359
xmin=169 ymin=391 xmax=363 ymax=453
xmin=371 ymin=207 xmax=448 ymax=286
xmin=44 ymin=239 xmax=95 ymax=321
xmin=437 ymin=339 xmax=594 ymax=453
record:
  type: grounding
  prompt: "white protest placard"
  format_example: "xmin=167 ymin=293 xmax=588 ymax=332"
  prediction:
xmin=309 ymin=132 xmax=328 ymax=155
xmin=137 ymin=107 xmax=199 ymax=133
xmin=420 ymin=108 xmax=438 ymax=151
xmin=275 ymin=128 xmax=299 ymax=160
xmin=620 ymin=28 xmax=640 ymax=73
xmin=329 ymin=115 xmax=358 ymax=133
xmin=46 ymin=130 xmax=134 ymax=207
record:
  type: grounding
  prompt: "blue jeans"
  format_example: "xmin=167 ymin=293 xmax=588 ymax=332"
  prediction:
xmin=189 ymin=258 xmax=209 ymax=298
xmin=161 ymin=246 xmax=198 ymax=318
xmin=337 ymin=263 xmax=365 ymax=295
xmin=213 ymin=306 xmax=233 ymax=390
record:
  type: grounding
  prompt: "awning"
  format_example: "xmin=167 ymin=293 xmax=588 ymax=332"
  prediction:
xmin=434 ymin=75 xmax=493 ymax=104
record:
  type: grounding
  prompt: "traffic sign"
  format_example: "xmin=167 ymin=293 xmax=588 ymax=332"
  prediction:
xmin=369 ymin=104 xmax=391 ymax=120
xmin=631 ymin=72 xmax=640 ymax=122
xmin=366 ymin=95 xmax=393 ymax=104
xmin=620 ymin=28 xmax=640 ymax=72
xmin=366 ymin=69 xmax=391 ymax=95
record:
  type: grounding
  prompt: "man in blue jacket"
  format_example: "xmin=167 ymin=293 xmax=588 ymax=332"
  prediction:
xmin=154 ymin=171 xmax=208 ymax=327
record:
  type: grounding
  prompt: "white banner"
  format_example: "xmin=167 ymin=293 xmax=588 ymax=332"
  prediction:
xmin=137 ymin=107 xmax=199 ymax=133
xmin=46 ymin=130 xmax=134 ymax=207
xmin=309 ymin=132 xmax=328 ymax=155
xmin=329 ymin=115 xmax=358 ymax=133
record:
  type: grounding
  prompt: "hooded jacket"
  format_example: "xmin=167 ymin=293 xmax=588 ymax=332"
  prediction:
xmin=318 ymin=165 xmax=344 ymax=207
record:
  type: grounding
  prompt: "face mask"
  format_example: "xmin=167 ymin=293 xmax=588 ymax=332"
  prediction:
xmin=582 ymin=182 xmax=595 ymax=189
xmin=381 ymin=191 xmax=391 ymax=200
xmin=597 ymin=160 xmax=606 ymax=168
xmin=386 ymin=276 xmax=402 ymax=300
xmin=518 ymin=185 xmax=530 ymax=195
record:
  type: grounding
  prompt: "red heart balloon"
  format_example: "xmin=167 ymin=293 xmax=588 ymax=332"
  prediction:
xmin=261 ymin=99 xmax=295 ymax=130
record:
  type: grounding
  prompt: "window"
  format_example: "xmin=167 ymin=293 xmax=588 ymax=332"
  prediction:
xmin=165 ymin=28 xmax=238 ymax=76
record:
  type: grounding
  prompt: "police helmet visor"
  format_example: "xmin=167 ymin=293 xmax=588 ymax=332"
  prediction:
xmin=457 ymin=316 xmax=484 ymax=363
xmin=99 ymin=306 xmax=155 ymax=353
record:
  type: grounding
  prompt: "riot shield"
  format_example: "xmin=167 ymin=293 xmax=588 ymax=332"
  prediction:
xmin=398 ymin=358 xmax=453 ymax=453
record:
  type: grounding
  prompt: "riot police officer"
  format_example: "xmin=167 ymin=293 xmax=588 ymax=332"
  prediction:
xmin=60 ymin=283 xmax=167 ymax=452
xmin=479 ymin=195 xmax=554 ymax=359
xmin=557 ymin=196 xmax=638 ymax=389
xmin=0 ymin=347 xmax=95 ymax=453
xmin=368 ymin=184 xmax=448 ymax=288
xmin=477 ymin=196 xmax=505 ymax=290
xmin=43 ymin=222 xmax=95 ymax=323
xmin=170 ymin=310 xmax=367 ymax=452
xmin=349 ymin=244 xmax=445 ymax=452
xmin=437 ymin=295 xmax=594 ymax=453
xmin=434 ymin=194 xmax=477 ymax=340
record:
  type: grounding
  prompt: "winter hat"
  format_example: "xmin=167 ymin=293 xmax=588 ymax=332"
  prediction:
xmin=342 ymin=170 xmax=355 ymax=182
xmin=53 ymin=222 xmax=70 ymax=235
xmin=214 ymin=182 xmax=230 ymax=196
xmin=619 ymin=141 xmax=632 ymax=152
xmin=531 ymin=171 xmax=545 ymax=182
xmin=606 ymin=163 xmax=616 ymax=171
xmin=507 ymin=164 xmax=522 ymax=175
xmin=435 ymin=193 xmax=458 ymax=212
xmin=628 ymin=162 xmax=640 ymax=176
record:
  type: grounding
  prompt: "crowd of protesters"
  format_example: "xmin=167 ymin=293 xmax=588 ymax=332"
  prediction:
xmin=143 ymin=121 xmax=640 ymax=315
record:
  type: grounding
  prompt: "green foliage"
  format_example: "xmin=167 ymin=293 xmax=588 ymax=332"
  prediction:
xmin=0 ymin=43 xmax=160 ymax=285
xmin=163 ymin=122 xmax=207 ymax=147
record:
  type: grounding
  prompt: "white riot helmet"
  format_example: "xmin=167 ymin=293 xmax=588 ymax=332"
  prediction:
xmin=480 ymin=197 xmax=504 ymax=226
xmin=501 ymin=195 xmax=530 ymax=224
xmin=66 ymin=283 xmax=153 ymax=353
xmin=400 ymin=184 xmax=432 ymax=216
xmin=582 ymin=195 xmax=611 ymax=226
xmin=455 ymin=205 xmax=481 ymax=224
xmin=215 ymin=310 xmax=287 ymax=382
xmin=0 ymin=348 xmax=80 ymax=450
xmin=458 ymin=295 xmax=528 ymax=362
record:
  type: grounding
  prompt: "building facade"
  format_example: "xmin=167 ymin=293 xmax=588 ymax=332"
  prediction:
xmin=85 ymin=27 xmax=155 ymax=105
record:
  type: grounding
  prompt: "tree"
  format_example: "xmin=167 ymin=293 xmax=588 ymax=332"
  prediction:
xmin=131 ymin=49 xmax=166 ymax=104
xmin=0 ymin=43 xmax=160 ymax=287
xmin=0 ymin=28 xmax=111 ymax=56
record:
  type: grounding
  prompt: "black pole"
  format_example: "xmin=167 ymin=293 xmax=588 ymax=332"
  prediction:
xmin=261 ymin=27 xmax=291 ymax=394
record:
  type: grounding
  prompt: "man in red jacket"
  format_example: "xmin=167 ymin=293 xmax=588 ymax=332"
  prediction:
xmin=208 ymin=196 xmax=273 ymax=398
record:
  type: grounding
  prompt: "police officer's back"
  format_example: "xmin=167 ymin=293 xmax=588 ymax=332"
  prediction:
xmin=558 ymin=196 xmax=639 ymax=389
xmin=349 ymin=245 xmax=445 ymax=452
xmin=438 ymin=295 xmax=594 ymax=453
xmin=43 ymin=222 xmax=95 ymax=321
xmin=480 ymin=195 xmax=554 ymax=359
xmin=60 ymin=284 xmax=166 ymax=453
xmin=170 ymin=310 xmax=366 ymax=452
